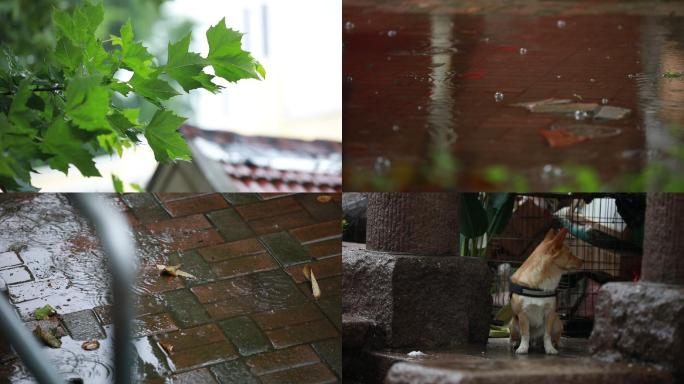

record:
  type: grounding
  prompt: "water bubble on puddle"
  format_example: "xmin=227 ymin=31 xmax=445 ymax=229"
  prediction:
xmin=344 ymin=21 xmax=355 ymax=32
xmin=542 ymin=164 xmax=563 ymax=179
xmin=346 ymin=75 xmax=353 ymax=84
xmin=557 ymin=20 xmax=567 ymax=29
xmin=417 ymin=105 xmax=423 ymax=110
xmin=392 ymin=124 xmax=400 ymax=132
xmin=494 ymin=92 xmax=504 ymax=102
xmin=374 ymin=157 xmax=391 ymax=174
xmin=627 ymin=74 xmax=635 ymax=79
xmin=519 ymin=48 xmax=527 ymax=55
xmin=590 ymin=78 xmax=596 ymax=83
xmin=574 ymin=110 xmax=589 ymax=120
xmin=602 ymin=98 xmax=609 ymax=105
xmin=556 ymin=74 xmax=562 ymax=79
xmin=387 ymin=30 xmax=398 ymax=38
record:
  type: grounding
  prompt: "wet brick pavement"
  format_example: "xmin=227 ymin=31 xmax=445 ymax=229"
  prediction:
xmin=0 ymin=193 xmax=342 ymax=383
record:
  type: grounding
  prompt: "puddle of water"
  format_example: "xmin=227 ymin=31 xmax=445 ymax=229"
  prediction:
xmin=343 ymin=6 xmax=684 ymax=190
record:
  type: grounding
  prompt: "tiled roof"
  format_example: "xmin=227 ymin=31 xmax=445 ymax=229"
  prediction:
xmin=181 ymin=125 xmax=342 ymax=193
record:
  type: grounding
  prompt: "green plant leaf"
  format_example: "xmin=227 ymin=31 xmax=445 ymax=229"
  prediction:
xmin=144 ymin=109 xmax=190 ymax=162
xmin=42 ymin=118 xmax=100 ymax=177
xmin=112 ymin=174 xmax=124 ymax=193
xmin=459 ymin=193 xmax=488 ymax=238
xmin=129 ymin=73 xmax=179 ymax=105
xmin=112 ymin=20 xmax=156 ymax=78
xmin=165 ymin=33 xmax=219 ymax=93
xmin=65 ymin=75 xmax=111 ymax=131
xmin=487 ymin=193 xmax=515 ymax=235
xmin=206 ymin=18 xmax=265 ymax=82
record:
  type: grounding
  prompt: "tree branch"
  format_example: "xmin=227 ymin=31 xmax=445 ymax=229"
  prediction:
xmin=1 ymin=85 xmax=64 ymax=96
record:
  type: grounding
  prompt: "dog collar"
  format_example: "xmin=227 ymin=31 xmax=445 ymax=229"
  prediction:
xmin=509 ymin=281 xmax=557 ymax=298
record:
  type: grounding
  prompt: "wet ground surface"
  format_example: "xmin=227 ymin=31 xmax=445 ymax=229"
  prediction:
xmin=343 ymin=0 xmax=684 ymax=191
xmin=368 ymin=338 xmax=672 ymax=383
xmin=0 ymin=193 xmax=342 ymax=383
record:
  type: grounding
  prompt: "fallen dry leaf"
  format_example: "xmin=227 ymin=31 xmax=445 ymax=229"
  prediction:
xmin=302 ymin=265 xmax=321 ymax=300
xmin=511 ymin=98 xmax=571 ymax=111
xmin=531 ymin=102 xmax=598 ymax=114
xmin=159 ymin=341 xmax=174 ymax=354
xmin=594 ymin=105 xmax=631 ymax=120
xmin=540 ymin=128 xmax=588 ymax=147
xmin=317 ymin=195 xmax=332 ymax=203
xmin=82 ymin=339 xmax=100 ymax=351
xmin=157 ymin=264 xmax=196 ymax=279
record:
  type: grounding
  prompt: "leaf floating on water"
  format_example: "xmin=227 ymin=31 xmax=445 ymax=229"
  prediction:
xmin=594 ymin=106 xmax=631 ymax=120
xmin=302 ymin=265 xmax=321 ymax=300
xmin=531 ymin=102 xmax=598 ymax=114
xmin=159 ymin=341 xmax=174 ymax=354
xmin=82 ymin=339 xmax=100 ymax=351
xmin=157 ymin=264 xmax=196 ymax=279
xmin=33 ymin=325 xmax=62 ymax=348
xmin=34 ymin=304 xmax=56 ymax=320
xmin=511 ymin=98 xmax=571 ymax=111
xmin=539 ymin=128 xmax=588 ymax=147
xmin=316 ymin=195 xmax=332 ymax=203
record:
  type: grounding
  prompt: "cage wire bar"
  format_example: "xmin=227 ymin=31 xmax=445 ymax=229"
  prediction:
xmin=0 ymin=194 xmax=136 ymax=384
xmin=487 ymin=193 xmax=643 ymax=336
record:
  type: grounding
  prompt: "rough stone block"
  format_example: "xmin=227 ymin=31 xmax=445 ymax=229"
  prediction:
xmin=342 ymin=242 xmax=492 ymax=348
xmin=61 ymin=309 xmax=106 ymax=340
xmin=590 ymin=282 xmax=684 ymax=381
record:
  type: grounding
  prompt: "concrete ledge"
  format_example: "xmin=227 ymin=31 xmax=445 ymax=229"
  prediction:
xmin=342 ymin=242 xmax=492 ymax=349
xmin=590 ymin=282 xmax=684 ymax=381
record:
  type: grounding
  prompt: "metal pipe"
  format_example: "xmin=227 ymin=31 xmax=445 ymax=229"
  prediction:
xmin=71 ymin=194 xmax=137 ymax=384
xmin=0 ymin=294 xmax=65 ymax=384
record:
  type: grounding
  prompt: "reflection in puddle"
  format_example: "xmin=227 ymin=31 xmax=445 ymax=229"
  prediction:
xmin=343 ymin=5 xmax=684 ymax=190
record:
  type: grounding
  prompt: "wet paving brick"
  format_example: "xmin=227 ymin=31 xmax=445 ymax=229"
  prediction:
xmin=169 ymin=340 xmax=237 ymax=371
xmin=298 ymin=277 xmax=342 ymax=305
xmin=244 ymin=344 xmax=320 ymax=375
xmin=198 ymin=238 xmax=265 ymax=263
xmin=133 ymin=312 xmax=179 ymax=337
xmin=295 ymin=195 xmax=342 ymax=222
xmin=316 ymin=295 xmax=342 ymax=331
xmin=221 ymin=193 xmax=261 ymax=206
xmin=248 ymin=210 xmax=317 ymax=235
xmin=170 ymin=368 xmax=218 ymax=384
xmin=305 ymin=239 xmax=342 ymax=259
xmin=162 ymin=194 xmax=230 ymax=218
xmin=0 ymin=266 xmax=31 ymax=285
xmin=8 ymin=277 xmax=70 ymax=303
xmin=252 ymin=302 xmax=325 ymax=331
xmin=157 ymin=323 xmax=225 ymax=352
xmin=135 ymin=294 xmax=167 ymax=317
xmin=162 ymin=289 xmax=211 ymax=328
xmin=218 ymin=316 xmax=271 ymax=356
xmin=312 ymin=339 xmax=342 ymax=377
xmin=289 ymin=220 xmax=342 ymax=243
xmin=212 ymin=253 xmax=279 ymax=279
xmin=235 ymin=196 xmax=303 ymax=221
xmin=259 ymin=362 xmax=338 ymax=384
xmin=259 ymin=232 xmax=312 ymax=266
xmin=210 ymin=360 xmax=260 ymax=384
xmin=286 ymin=256 xmax=342 ymax=283
xmin=206 ymin=209 xmax=255 ymax=242
xmin=265 ymin=318 xmax=340 ymax=349
xmin=121 ymin=194 xmax=170 ymax=224
xmin=61 ymin=309 xmax=106 ymax=340
xmin=0 ymin=251 xmax=22 ymax=269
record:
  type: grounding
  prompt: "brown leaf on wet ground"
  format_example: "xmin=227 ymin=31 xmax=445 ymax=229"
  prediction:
xmin=539 ymin=128 xmax=588 ymax=147
xmin=511 ymin=98 xmax=572 ymax=111
xmin=33 ymin=325 xmax=62 ymax=348
xmin=317 ymin=195 xmax=332 ymax=203
xmin=594 ymin=105 xmax=631 ymax=120
xmin=302 ymin=265 xmax=321 ymax=300
xmin=159 ymin=340 xmax=174 ymax=354
xmin=156 ymin=264 xmax=196 ymax=279
xmin=81 ymin=339 xmax=100 ymax=351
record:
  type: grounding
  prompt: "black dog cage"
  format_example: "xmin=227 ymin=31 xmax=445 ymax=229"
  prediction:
xmin=487 ymin=193 xmax=644 ymax=337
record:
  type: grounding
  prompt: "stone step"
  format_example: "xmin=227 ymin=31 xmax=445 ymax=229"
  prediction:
xmin=366 ymin=339 xmax=673 ymax=384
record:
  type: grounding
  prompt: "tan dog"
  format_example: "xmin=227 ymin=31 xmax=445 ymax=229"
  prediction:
xmin=509 ymin=228 xmax=582 ymax=354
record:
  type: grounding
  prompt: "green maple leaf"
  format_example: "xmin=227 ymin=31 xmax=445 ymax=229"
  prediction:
xmin=112 ymin=20 xmax=156 ymax=78
xmin=42 ymin=117 xmax=100 ymax=177
xmin=144 ymin=109 xmax=190 ymax=162
xmin=8 ymin=79 xmax=35 ymax=133
xmin=165 ymin=33 xmax=219 ymax=93
xmin=206 ymin=18 xmax=266 ymax=82
xmin=65 ymin=75 xmax=111 ymax=131
xmin=54 ymin=38 xmax=81 ymax=72
xmin=53 ymin=2 xmax=104 ymax=45
xmin=128 ymin=73 xmax=179 ymax=106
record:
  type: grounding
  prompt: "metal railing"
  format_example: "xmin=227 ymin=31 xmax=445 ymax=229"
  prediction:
xmin=0 ymin=194 xmax=137 ymax=384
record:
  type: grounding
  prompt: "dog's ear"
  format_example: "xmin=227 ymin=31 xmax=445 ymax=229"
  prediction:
xmin=543 ymin=228 xmax=556 ymax=242
xmin=550 ymin=228 xmax=568 ymax=250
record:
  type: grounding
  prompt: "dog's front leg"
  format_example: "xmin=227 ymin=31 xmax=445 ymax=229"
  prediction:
xmin=544 ymin=310 xmax=559 ymax=354
xmin=515 ymin=312 xmax=530 ymax=354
